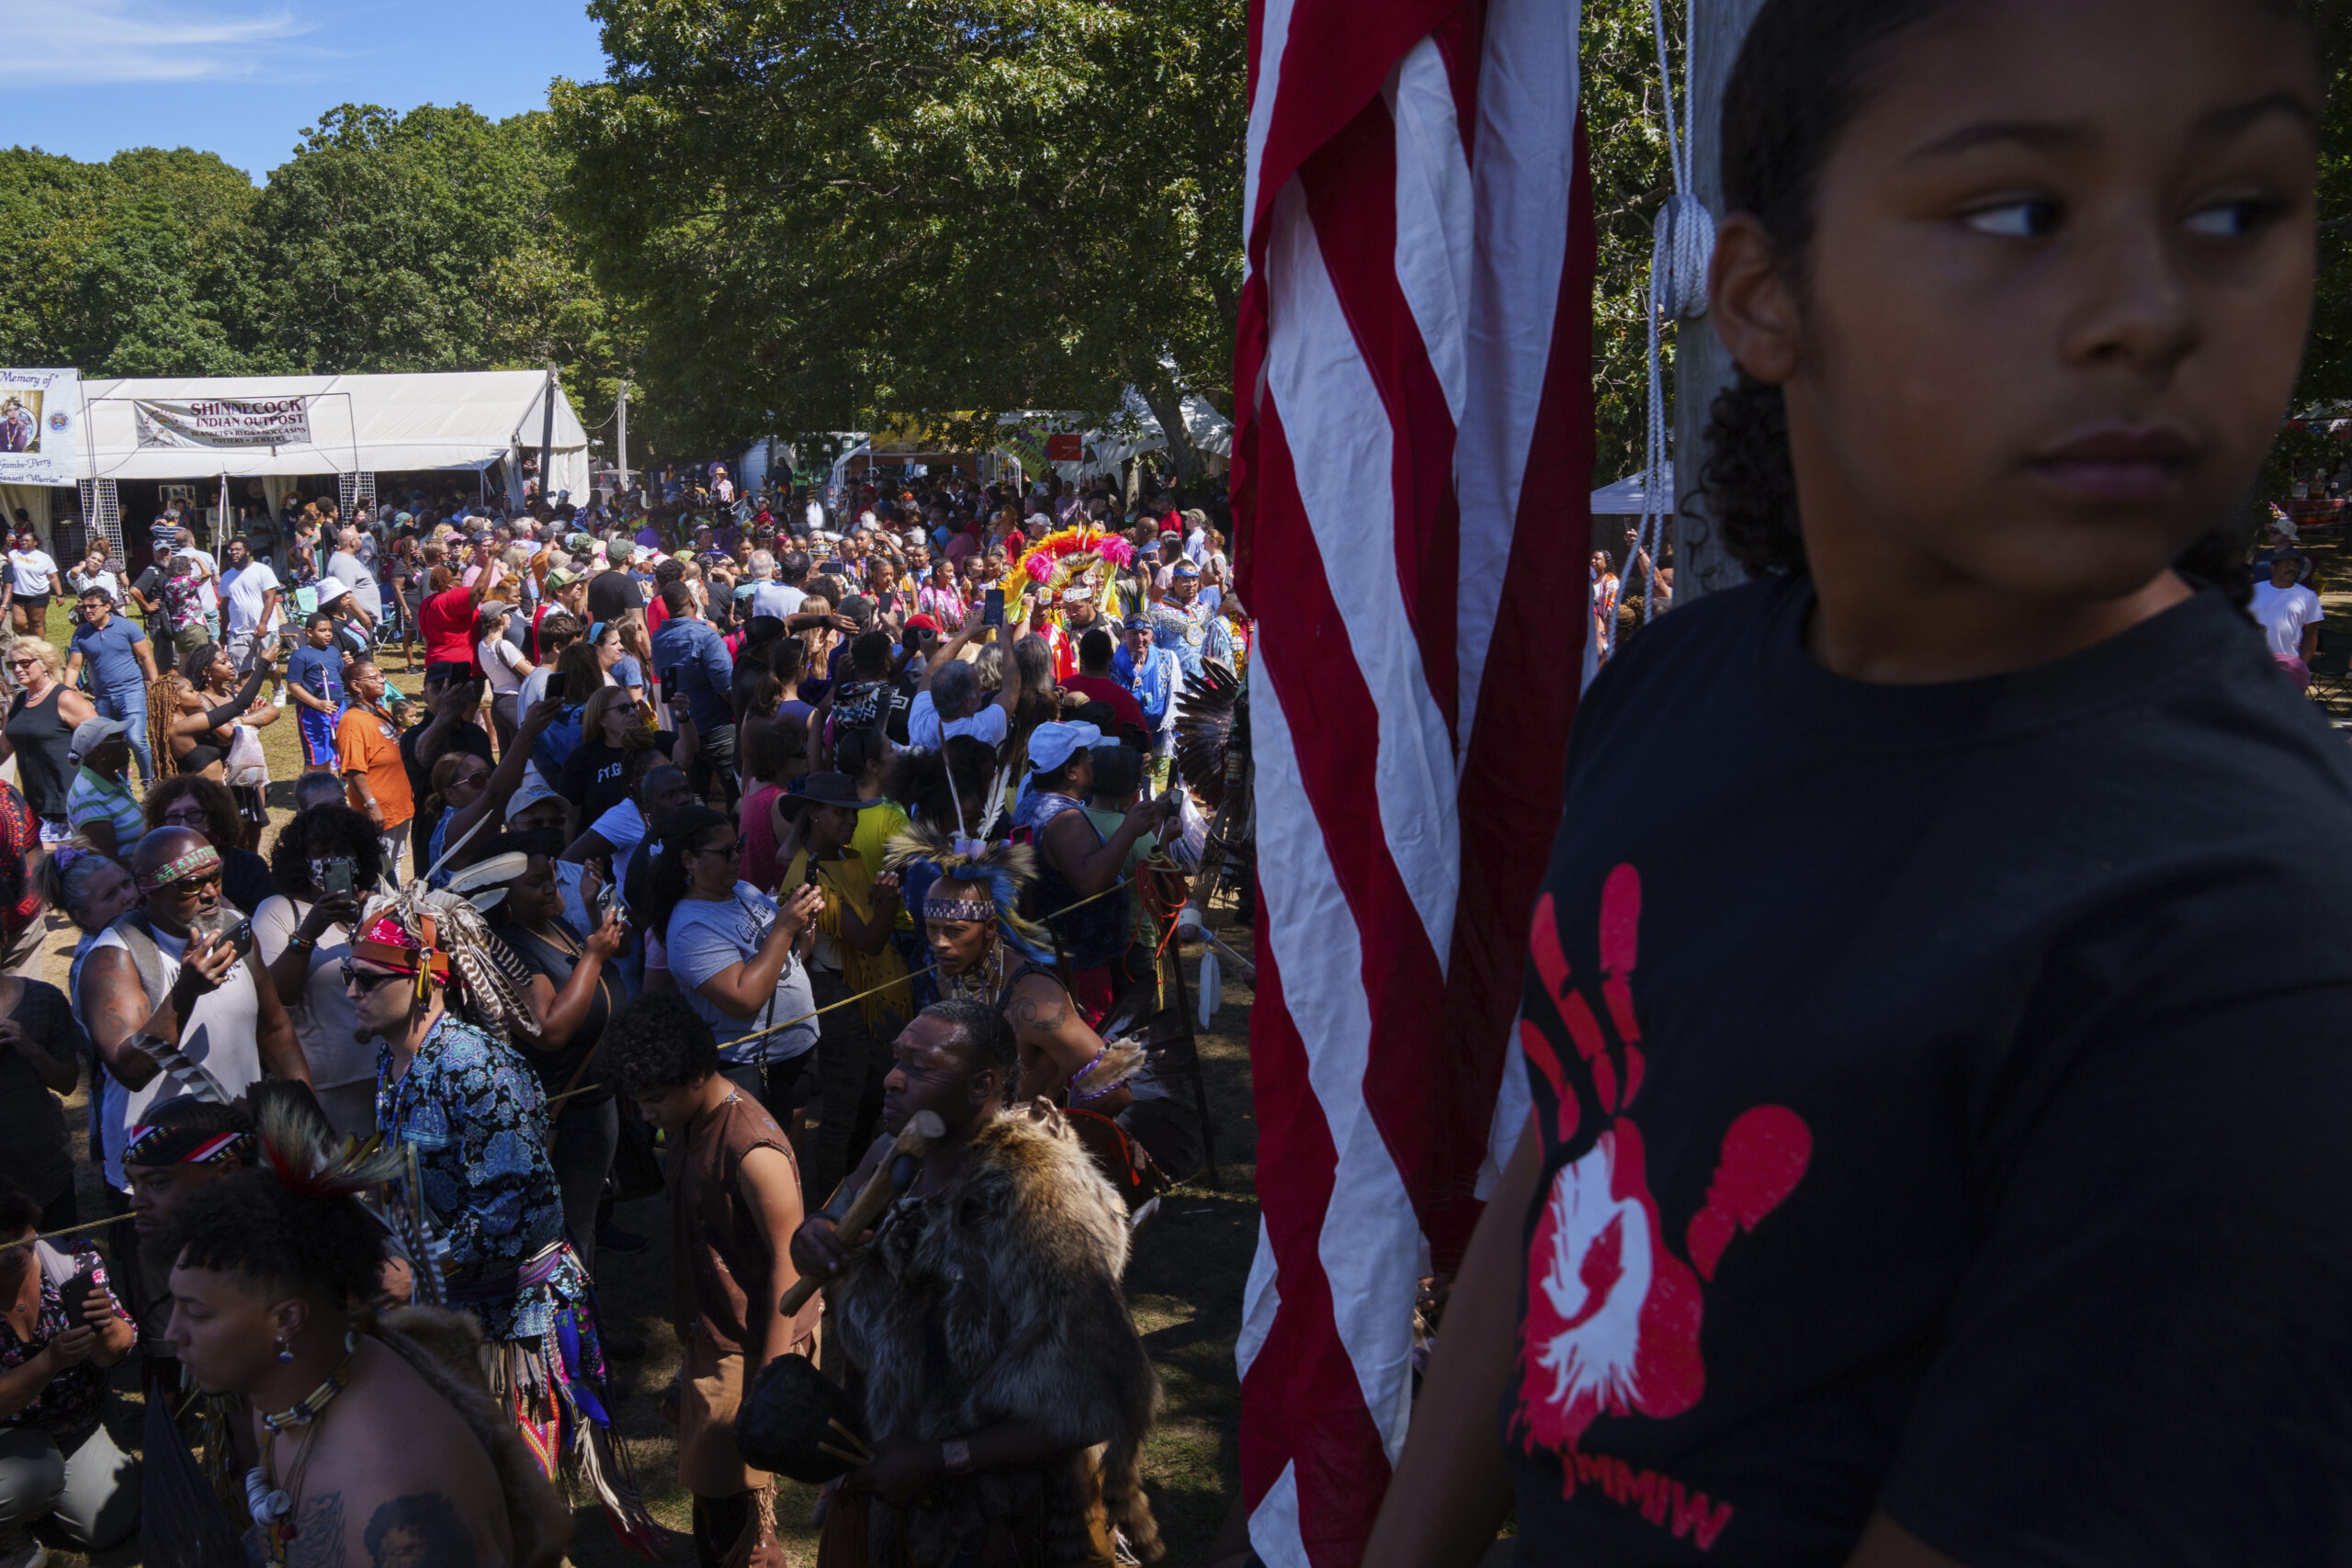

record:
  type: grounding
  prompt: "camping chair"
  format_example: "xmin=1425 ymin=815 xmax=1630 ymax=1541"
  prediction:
xmin=2311 ymin=627 xmax=2352 ymax=705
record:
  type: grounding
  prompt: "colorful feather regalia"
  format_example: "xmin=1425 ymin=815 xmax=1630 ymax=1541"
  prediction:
xmin=253 ymin=1077 xmax=456 ymax=1306
xmin=350 ymin=881 xmax=536 ymax=1041
xmin=997 ymin=524 xmax=1135 ymax=619
xmin=882 ymin=819 xmax=1057 ymax=965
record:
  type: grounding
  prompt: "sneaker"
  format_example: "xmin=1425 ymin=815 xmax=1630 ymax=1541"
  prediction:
xmin=595 ymin=1217 xmax=649 ymax=1256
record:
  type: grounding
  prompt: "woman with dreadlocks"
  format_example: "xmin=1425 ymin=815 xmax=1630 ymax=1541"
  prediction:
xmin=159 ymin=1100 xmax=571 ymax=1567
xmin=344 ymin=882 xmax=663 ymax=1553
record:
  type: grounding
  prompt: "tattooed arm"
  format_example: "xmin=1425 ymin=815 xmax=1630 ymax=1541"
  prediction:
xmin=1002 ymin=972 xmax=1130 ymax=1113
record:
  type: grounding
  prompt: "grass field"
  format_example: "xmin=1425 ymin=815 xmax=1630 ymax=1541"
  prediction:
xmin=19 ymin=603 xmax=1262 ymax=1566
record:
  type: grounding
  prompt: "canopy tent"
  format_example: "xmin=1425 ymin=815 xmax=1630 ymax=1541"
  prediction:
xmin=1591 ymin=462 xmax=1672 ymax=517
xmin=74 ymin=371 xmax=591 ymax=504
xmin=1026 ymin=389 xmax=1234 ymax=483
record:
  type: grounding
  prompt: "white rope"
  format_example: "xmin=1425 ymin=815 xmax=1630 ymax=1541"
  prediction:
xmin=1619 ymin=0 xmax=1714 ymax=649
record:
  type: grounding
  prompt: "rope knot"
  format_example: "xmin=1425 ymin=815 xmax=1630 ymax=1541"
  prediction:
xmin=1652 ymin=193 xmax=1716 ymax=323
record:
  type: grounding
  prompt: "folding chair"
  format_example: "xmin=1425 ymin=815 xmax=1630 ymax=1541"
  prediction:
xmin=2311 ymin=627 xmax=2352 ymax=705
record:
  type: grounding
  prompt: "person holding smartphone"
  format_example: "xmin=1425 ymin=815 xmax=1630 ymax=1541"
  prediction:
xmin=0 ymin=1182 xmax=137 ymax=1560
xmin=907 ymin=605 xmax=1023 ymax=752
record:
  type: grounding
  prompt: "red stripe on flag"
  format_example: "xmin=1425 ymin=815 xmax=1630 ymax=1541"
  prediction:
xmin=1238 ymin=932 xmax=1398 ymax=1564
xmin=1419 ymin=111 xmax=1598 ymax=1269
xmin=1298 ymin=94 xmax=1465 ymax=743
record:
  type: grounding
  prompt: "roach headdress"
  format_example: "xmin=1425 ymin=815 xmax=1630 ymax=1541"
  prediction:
xmin=882 ymin=820 xmax=1056 ymax=964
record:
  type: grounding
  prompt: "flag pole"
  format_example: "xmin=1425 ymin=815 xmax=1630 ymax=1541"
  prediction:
xmin=1670 ymin=0 xmax=1769 ymax=604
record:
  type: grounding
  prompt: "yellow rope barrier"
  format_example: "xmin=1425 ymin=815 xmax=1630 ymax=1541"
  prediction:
xmin=544 ymin=865 xmax=1169 ymax=1109
xmin=0 ymin=1213 xmax=125 ymax=1252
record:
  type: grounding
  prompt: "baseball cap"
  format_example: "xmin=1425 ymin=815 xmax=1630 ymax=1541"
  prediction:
xmin=505 ymin=778 xmax=563 ymax=822
xmin=479 ymin=601 xmax=514 ymax=617
xmin=546 ymin=568 xmax=582 ymax=590
xmin=1026 ymin=721 xmax=1102 ymax=775
xmin=67 ymin=716 xmax=129 ymax=763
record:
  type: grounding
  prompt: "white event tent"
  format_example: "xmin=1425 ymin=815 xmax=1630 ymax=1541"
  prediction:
xmin=54 ymin=370 xmax=590 ymax=556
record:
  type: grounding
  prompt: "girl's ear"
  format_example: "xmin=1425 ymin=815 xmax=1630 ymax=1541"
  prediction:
xmin=1710 ymin=213 xmax=1803 ymax=387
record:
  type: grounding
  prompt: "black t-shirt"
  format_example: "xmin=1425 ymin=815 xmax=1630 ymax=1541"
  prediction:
xmin=492 ymin=919 xmax=613 ymax=1105
xmin=586 ymin=570 xmax=644 ymax=621
xmin=1507 ymin=576 xmax=2352 ymax=1564
xmin=397 ymin=716 xmax=495 ymax=859
xmin=560 ymin=740 xmax=631 ymax=825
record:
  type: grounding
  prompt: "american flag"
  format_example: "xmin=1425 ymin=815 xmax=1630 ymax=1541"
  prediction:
xmin=1230 ymin=0 xmax=1593 ymax=1561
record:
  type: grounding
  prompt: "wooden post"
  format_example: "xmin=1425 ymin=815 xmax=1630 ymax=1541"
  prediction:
xmin=1669 ymin=0 xmax=1769 ymax=604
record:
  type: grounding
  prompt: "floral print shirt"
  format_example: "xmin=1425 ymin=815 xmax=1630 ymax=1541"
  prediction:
xmin=161 ymin=570 xmax=208 ymax=633
xmin=377 ymin=1013 xmax=573 ymax=1342
xmin=0 ymin=1243 xmax=122 ymax=1446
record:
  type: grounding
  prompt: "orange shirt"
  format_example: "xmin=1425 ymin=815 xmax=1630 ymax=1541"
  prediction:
xmin=335 ymin=703 xmax=413 ymax=829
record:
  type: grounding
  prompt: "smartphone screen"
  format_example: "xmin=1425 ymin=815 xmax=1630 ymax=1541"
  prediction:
xmin=982 ymin=588 xmax=1005 ymax=628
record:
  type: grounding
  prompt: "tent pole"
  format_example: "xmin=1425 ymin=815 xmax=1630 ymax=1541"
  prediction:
xmin=616 ymin=379 xmax=630 ymax=496
xmin=538 ymin=364 xmax=558 ymax=507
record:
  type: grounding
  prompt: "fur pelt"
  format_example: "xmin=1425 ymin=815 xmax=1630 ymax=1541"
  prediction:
xmin=833 ymin=1102 xmax=1163 ymax=1566
xmin=374 ymin=1305 xmax=575 ymax=1568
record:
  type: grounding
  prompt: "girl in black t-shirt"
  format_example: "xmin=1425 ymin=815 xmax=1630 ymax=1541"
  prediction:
xmin=1365 ymin=6 xmax=2351 ymax=1568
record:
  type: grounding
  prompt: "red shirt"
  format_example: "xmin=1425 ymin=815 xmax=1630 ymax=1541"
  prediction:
xmin=1061 ymin=673 xmax=1147 ymax=738
xmin=418 ymin=585 xmax=479 ymax=671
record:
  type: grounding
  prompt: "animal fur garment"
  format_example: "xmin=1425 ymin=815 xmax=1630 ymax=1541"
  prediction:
xmin=832 ymin=1103 xmax=1163 ymax=1565
xmin=374 ymin=1305 xmax=576 ymax=1568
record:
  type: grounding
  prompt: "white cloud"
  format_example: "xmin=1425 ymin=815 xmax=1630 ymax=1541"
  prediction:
xmin=1 ymin=1 xmax=325 ymax=85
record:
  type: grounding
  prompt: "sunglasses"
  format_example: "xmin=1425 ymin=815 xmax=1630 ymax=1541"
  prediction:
xmin=160 ymin=807 xmax=209 ymax=827
xmin=339 ymin=961 xmax=411 ymax=993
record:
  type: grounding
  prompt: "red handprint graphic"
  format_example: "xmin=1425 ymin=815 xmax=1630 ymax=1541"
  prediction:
xmin=1511 ymin=864 xmax=1813 ymax=1457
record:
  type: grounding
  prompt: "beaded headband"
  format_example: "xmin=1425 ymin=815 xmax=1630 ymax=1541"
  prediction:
xmin=136 ymin=843 xmax=221 ymax=894
xmin=123 ymin=1122 xmax=252 ymax=1168
xmin=924 ymin=897 xmax=996 ymax=923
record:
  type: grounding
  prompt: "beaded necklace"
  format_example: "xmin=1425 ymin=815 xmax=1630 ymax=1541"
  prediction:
xmin=244 ymin=1330 xmax=359 ymax=1562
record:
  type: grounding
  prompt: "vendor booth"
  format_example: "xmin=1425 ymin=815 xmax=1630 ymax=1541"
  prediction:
xmin=68 ymin=370 xmax=589 ymax=561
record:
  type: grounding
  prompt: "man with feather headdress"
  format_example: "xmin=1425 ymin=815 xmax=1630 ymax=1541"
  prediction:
xmin=345 ymin=879 xmax=663 ymax=1554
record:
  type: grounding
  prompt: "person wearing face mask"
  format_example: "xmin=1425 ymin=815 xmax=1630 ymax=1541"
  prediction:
xmin=254 ymin=805 xmax=389 ymax=1140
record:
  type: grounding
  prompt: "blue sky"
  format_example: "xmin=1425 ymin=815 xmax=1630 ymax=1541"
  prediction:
xmin=0 ymin=0 xmax=610 ymax=182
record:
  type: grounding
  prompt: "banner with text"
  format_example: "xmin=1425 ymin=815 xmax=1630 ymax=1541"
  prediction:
xmin=133 ymin=396 xmax=313 ymax=450
xmin=0 ymin=369 xmax=83 ymax=485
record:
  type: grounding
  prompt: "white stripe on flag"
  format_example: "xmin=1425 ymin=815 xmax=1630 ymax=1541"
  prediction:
xmin=1452 ymin=0 xmax=1580 ymax=761
xmin=1250 ymin=648 xmax=1426 ymax=1459
xmin=1389 ymin=36 xmax=1475 ymax=428
xmin=1262 ymin=177 xmax=1463 ymax=969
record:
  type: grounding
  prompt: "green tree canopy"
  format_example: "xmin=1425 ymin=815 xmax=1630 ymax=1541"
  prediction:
xmin=548 ymin=0 xmax=1243 ymax=479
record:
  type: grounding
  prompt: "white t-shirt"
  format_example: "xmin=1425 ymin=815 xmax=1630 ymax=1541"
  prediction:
xmin=90 ymin=920 xmax=265 ymax=1189
xmin=664 ymin=883 xmax=818 ymax=1065
xmin=253 ymin=896 xmax=374 ymax=1089
xmin=908 ymin=688 xmax=1010 ymax=751
xmin=752 ymin=581 xmax=805 ymax=621
xmin=481 ymin=636 xmax=531 ymax=694
xmin=592 ymin=798 xmax=648 ymax=867
xmin=220 ymin=559 xmax=283 ymax=637
xmin=2252 ymin=581 xmax=2324 ymax=659
xmin=8 ymin=550 xmax=56 ymax=596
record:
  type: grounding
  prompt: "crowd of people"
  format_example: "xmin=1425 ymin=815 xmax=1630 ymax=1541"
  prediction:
xmin=0 ymin=462 xmax=1246 ymax=1566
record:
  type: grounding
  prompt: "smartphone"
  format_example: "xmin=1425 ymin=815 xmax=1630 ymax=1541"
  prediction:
xmin=57 ymin=1271 xmax=97 ymax=1326
xmin=320 ymin=858 xmax=355 ymax=898
xmin=982 ymin=588 xmax=1005 ymax=629
xmin=598 ymin=877 xmax=622 ymax=926
xmin=221 ymin=919 xmax=254 ymax=958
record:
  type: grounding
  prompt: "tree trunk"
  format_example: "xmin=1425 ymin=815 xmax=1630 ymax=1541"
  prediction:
xmin=1137 ymin=374 xmax=1204 ymax=496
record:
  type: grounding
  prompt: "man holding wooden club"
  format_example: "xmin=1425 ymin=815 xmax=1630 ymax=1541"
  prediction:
xmin=790 ymin=998 xmax=1166 ymax=1566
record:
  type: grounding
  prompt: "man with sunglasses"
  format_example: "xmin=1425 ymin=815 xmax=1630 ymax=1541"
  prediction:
xmin=347 ymin=878 xmax=659 ymax=1538
xmin=79 ymin=827 xmax=311 ymax=1313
